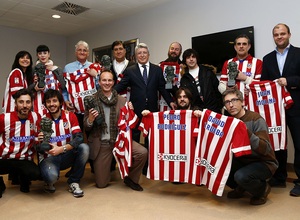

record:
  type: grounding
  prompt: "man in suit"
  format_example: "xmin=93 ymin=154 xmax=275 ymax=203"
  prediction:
xmin=111 ymin=40 xmax=135 ymax=100
xmin=114 ymin=43 xmax=176 ymax=143
xmin=261 ymin=23 xmax=300 ymax=197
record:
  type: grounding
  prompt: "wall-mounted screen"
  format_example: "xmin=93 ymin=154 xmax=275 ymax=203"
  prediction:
xmin=192 ymin=26 xmax=254 ymax=74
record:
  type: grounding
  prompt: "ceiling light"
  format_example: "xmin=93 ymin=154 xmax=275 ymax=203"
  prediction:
xmin=52 ymin=14 xmax=61 ymax=19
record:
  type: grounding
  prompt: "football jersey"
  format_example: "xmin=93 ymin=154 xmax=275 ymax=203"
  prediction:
xmin=2 ymin=68 xmax=28 ymax=113
xmin=139 ymin=110 xmax=198 ymax=183
xmin=245 ymin=80 xmax=293 ymax=151
xmin=39 ymin=110 xmax=81 ymax=160
xmin=220 ymin=55 xmax=262 ymax=98
xmin=191 ymin=109 xmax=252 ymax=196
xmin=0 ymin=111 xmax=40 ymax=160
xmin=33 ymin=69 xmax=62 ymax=116
xmin=113 ymin=102 xmax=139 ymax=179
xmin=64 ymin=67 xmax=98 ymax=114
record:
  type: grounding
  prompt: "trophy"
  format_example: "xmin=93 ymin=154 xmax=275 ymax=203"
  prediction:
xmin=164 ymin=65 xmax=176 ymax=89
xmin=227 ymin=61 xmax=239 ymax=87
xmin=100 ymin=55 xmax=112 ymax=71
xmin=34 ymin=63 xmax=46 ymax=88
xmin=84 ymin=95 xmax=103 ymax=125
xmin=37 ymin=117 xmax=53 ymax=153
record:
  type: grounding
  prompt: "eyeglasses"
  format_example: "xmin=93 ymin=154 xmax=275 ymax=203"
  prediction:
xmin=224 ymin=98 xmax=240 ymax=106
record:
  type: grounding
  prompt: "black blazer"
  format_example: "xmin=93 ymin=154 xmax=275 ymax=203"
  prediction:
xmin=114 ymin=63 xmax=173 ymax=118
xmin=261 ymin=45 xmax=300 ymax=116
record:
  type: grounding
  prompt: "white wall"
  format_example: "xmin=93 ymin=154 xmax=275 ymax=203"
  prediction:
xmin=0 ymin=26 xmax=67 ymax=101
xmin=66 ymin=0 xmax=300 ymax=65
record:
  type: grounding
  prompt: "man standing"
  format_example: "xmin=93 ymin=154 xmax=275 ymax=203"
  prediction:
xmin=180 ymin=48 xmax=222 ymax=113
xmin=114 ymin=43 xmax=176 ymax=143
xmin=38 ymin=89 xmax=89 ymax=197
xmin=111 ymin=40 xmax=135 ymax=89
xmin=0 ymin=89 xmax=41 ymax=196
xmin=261 ymin=23 xmax=300 ymax=196
xmin=84 ymin=70 xmax=147 ymax=191
xmin=223 ymin=88 xmax=278 ymax=205
xmin=163 ymin=42 xmax=182 ymax=64
xmin=218 ymin=34 xmax=262 ymax=97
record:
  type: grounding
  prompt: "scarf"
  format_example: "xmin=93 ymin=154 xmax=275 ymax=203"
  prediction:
xmin=94 ymin=88 xmax=118 ymax=143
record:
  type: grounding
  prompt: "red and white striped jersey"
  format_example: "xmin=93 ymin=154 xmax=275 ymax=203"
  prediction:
xmin=33 ymin=69 xmax=62 ymax=116
xmin=0 ymin=111 xmax=40 ymax=160
xmin=139 ymin=110 xmax=199 ymax=183
xmin=245 ymin=80 xmax=293 ymax=151
xmin=158 ymin=62 xmax=181 ymax=111
xmin=39 ymin=110 xmax=81 ymax=160
xmin=191 ymin=109 xmax=252 ymax=196
xmin=2 ymin=68 xmax=28 ymax=113
xmin=113 ymin=102 xmax=139 ymax=179
xmin=220 ymin=55 xmax=262 ymax=98
xmin=64 ymin=68 xmax=97 ymax=114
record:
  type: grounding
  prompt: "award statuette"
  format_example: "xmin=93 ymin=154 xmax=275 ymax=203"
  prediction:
xmin=34 ymin=63 xmax=46 ymax=88
xmin=84 ymin=96 xmax=103 ymax=125
xmin=227 ymin=61 xmax=239 ymax=87
xmin=164 ymin=65 xmax=176 ymax=89
xmin=37 ymin=117 xmax=54 ymax=153
xmin=100 ymin=55 xmax=112 ymax=71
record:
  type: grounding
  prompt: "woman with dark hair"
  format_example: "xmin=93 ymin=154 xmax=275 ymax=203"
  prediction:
xmin=2 ymin=51 xmax=35 ymax=113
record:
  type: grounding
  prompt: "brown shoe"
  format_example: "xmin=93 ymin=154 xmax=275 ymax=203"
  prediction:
xmin=124 ymin=177 xmax=143 ymax=191
xmin=227 ymin=186 xmax=245 ymax=199
xmin=250 ymin=184 xmax=271 ymax=205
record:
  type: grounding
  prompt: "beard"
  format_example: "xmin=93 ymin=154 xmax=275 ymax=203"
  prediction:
xmin=177 ymin=102 xmax=190 ymax=110
xmin=168 ymin=52 xmax=179 ymax=62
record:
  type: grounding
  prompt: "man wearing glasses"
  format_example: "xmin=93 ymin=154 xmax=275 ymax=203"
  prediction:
xmin=223 ymin=88 xmax=278 ymax=205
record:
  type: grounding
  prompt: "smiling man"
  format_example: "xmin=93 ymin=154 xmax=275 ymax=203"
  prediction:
xmin=223 ymin=88 xmax=278 ymax=205
xmin=84 ymin=70 xmax=147 ymax=190
xmin=0 ymin=89 xmax=41 ymax=197
xmin=218 ymin=34 xmax=262 ymax=97
xmin=38 ymin=89 xmax=89 ymax=198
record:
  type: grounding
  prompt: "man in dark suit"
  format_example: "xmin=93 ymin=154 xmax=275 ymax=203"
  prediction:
xmin=114 ymin=43 xmax=176 ymax=174
xmin=114 ymin=43 xmax=176 ymax=143
xmin=261 ymin=23 xmax=300 ymax=197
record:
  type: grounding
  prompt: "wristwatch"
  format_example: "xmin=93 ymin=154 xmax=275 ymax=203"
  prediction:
xmin=63 ymin=145 xmax=67 ymax=153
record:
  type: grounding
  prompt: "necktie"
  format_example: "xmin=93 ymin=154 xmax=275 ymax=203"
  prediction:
xmin=142 ymin=64 xmax=147 ymax=85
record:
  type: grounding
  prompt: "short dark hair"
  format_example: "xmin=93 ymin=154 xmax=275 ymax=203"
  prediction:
xmin=12 ymin=88 xmax=33 ymax=101
xmin=36 ymin=45 xmax=50 ymax=53
xmin=273 ymin=23 xmax=291 ymax=35
xmin=222 ymin=88 xmax=244 ymax=103
xmin=43 ymin=89 xmax=63 ymax=106
xmin=234 ymin=34 xmax=251 ymax=45
xmin=182 ymin=48 xmax=200 ymax=64
xmin=111 ymin=40 xmax=125 ymax=50
xmin=175 ymin=87 xmax=193 ymax=103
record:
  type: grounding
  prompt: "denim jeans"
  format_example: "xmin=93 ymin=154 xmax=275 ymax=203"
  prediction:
xmin=227 ymin=159 xmax=272 ymax=197
xmin=39 ymin=143 xmax=89 ymax=185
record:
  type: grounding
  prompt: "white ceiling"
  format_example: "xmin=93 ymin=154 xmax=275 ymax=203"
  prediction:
xmin=0 ymin=0 xmax=171 ymax=36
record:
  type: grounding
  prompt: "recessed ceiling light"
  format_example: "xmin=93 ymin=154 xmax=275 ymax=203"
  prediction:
xmin=52 ymin=14 xmax=61 ymax=19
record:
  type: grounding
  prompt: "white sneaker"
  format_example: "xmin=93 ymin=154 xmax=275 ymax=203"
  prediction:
xmin=44 ymin=184 xmax=56 ymax=193
xmin=68 ymin=183 xmax=84 ymax=198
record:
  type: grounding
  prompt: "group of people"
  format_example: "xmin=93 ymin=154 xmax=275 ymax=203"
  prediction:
xmin=0 ymin=23 xmax=299 ymax=206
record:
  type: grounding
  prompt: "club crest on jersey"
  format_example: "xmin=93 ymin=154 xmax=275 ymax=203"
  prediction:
xmin=247 ymin=63 xmax=252 ymax=68
xmin=63 ymin=122 xmax=69 ymax=129
xmin=30 ymin=123 xmax=34 ymax=130
xmin=14 ymin=77 xmax=19 ymax=84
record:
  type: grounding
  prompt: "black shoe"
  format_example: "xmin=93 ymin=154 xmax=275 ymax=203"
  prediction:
xmin=227 ymin=186 xmax=245 ymax=199
xmin=0 ymin=177 xmax=6 ymax=198
xmin=250 ymin=184 xmax=271 ymax=205
xmin=20 ymin=180 xmax=30 ymax=193
xmin=290 ymin=184 xmax=300 ymax=197
xmin=124 ymin=177 xmax=143 ymax=191
xmin=268 ymin=178 xmax=286 ymax=188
